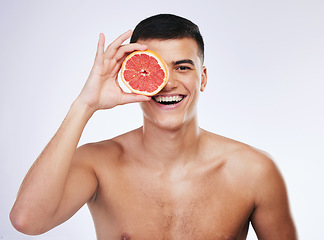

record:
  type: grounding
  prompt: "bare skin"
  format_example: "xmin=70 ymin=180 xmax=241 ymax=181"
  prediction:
xmin=10 ymin=31 xmax=297 ymax=240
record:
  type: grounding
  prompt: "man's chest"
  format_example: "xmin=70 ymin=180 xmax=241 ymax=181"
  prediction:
xmin=90 ymin=164 xmax=254 ymax=240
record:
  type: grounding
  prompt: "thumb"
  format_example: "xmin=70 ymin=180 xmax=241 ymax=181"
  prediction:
xmin=120 ymin=93 xmax=151 ymax=105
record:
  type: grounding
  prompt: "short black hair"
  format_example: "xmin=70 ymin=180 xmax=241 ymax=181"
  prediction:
xmin=130 ymin=14 xmax=204 ymax=62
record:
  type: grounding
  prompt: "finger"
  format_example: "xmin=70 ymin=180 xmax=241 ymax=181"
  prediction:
xmin=114 ymin=43 xmax=147 ymax=62
xmin=105 ymin=30 xmax=132 ymax=59
xmin=120 ymin=93 xmax=151 ymax=105
xmin=95 ymin=33 xmax=105 ymax=64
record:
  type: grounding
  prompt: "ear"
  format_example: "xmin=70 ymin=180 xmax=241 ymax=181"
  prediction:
xmin=200 ymin=66 xmax=207 ymax=92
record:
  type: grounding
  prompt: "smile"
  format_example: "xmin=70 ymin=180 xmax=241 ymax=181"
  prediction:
xmin=152 ymin=95 xmax=185 ymax=105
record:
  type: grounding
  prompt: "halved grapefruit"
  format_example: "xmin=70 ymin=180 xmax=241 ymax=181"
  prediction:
xmin=120 ymin=50 xmax=169 ymax=96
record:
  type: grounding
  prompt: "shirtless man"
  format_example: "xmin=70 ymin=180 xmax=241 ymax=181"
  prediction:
xmin=10 ymin=14 xmax=297 ymax=239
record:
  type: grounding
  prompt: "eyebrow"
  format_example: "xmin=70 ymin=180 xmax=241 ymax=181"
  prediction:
xmin=172 ymin=59 xmax=195 ymax=66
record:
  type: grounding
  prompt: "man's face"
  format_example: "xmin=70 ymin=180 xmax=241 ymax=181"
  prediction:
xmin=137 ymin=38 xmax=207 ymax=130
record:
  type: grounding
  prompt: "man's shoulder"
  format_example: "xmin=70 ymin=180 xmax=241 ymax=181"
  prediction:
xmin=227 ymin=138 xmax=277 ymax=175
xmin=218 ymin=136 xmax=282 ymax=190
xmin=77 ymin=138 xmax=122 ymax=154
xmin=203 ymin=130 xmax=270 ymax=156
xmin=202 ymin=130 xmax=277 ymax=176
xmin=75 ymin=128 xmax=141 ymax=161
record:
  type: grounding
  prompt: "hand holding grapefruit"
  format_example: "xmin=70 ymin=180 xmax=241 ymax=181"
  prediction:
xmin=77 ymin=31 xmax=151 ymax=112
xmin=121 ymin=50 xmax=169 ymax=96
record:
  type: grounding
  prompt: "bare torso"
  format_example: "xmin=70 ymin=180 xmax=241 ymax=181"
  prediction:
xmin=10 ymin=29 xmax=296 ymax=240
xmin=84 ymin=128 xmax=263 ymax=240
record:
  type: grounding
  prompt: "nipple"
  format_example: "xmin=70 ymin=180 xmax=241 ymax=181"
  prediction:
xmin=121 ymin=233 xmax=131 ymax=240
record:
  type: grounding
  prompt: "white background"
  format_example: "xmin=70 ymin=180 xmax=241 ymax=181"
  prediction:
xmin=1 ymin=0 xmax=323 ymax=239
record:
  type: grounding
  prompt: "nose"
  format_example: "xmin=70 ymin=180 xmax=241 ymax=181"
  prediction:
xmin=162 ymin=69 xmax=178 ymax=91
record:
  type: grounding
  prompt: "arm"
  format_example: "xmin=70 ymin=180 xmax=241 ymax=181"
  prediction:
xmin=250 ymin=157 xmax=297 ymax=239
xmin=10 ymin=31 xmax=149 ymax=235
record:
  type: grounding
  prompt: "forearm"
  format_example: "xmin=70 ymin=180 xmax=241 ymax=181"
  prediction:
xmin=10 ymin=99 xmax=94 ymax=233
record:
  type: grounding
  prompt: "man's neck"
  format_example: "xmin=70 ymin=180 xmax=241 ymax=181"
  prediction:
xmin=140 ymin=118 xmax=202 ymax=168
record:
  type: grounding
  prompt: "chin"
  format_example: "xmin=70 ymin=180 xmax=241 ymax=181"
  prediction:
xmin=140 ymin=99 xmax=197 ymax=130
xmin=144 ymin=114 xmax=182 ymax=130
xmin=143 ymin=110 xmax=197 ymax=131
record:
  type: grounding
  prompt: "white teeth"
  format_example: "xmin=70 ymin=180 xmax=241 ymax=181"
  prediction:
xmin=154 ymin=95 xmax=183 ymax=103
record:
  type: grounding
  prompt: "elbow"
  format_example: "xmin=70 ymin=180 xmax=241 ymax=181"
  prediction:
xmin=10 ymin=207 xmax=47 ymax=235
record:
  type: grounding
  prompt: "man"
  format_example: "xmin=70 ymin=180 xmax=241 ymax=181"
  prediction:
xmin=10 ymin=14 xmax=297 ymax=239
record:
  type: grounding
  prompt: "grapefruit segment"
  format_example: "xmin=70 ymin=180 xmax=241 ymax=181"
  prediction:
xmin=121 ymin=50 xmax=169 ymax=96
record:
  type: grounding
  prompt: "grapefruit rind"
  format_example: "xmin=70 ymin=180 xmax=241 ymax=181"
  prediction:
xmin=120 ymin=50 xmax=169 ymax=96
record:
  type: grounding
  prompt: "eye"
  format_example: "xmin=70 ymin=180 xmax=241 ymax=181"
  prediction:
xmin=176 ymin=66 xmax=191 ymax=71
